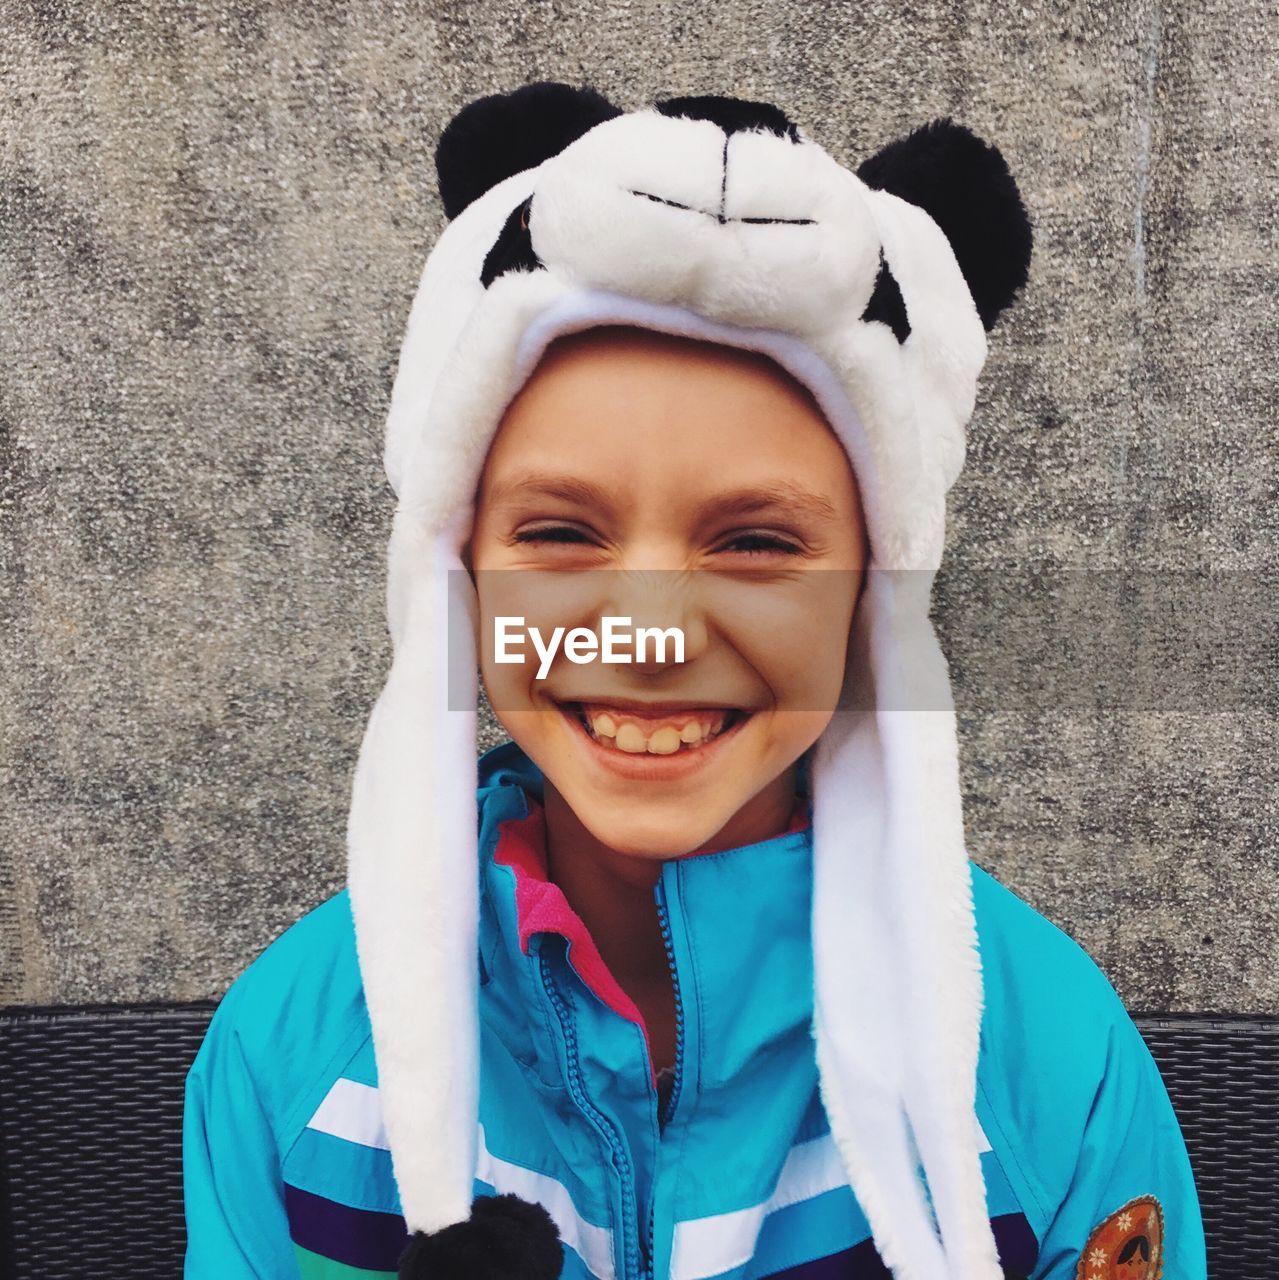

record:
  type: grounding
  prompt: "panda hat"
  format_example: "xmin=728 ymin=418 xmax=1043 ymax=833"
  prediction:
xmin=347 ymin=84 xmax=1033 ymax=1280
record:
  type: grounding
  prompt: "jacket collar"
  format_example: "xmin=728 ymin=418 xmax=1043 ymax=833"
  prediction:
xmin=476 ymin=740 xmax=816 ymax=1091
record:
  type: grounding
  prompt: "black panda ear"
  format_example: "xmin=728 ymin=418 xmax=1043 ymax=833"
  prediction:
xmin=435 ymin=82 xmax=622 ymax=220
xmin=856 ymin=119 xmax=1033 ymax=331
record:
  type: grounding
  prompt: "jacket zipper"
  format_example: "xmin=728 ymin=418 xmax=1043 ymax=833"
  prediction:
xmin=537 ymin=943 xmax=643 ymax=1280
xmin=642 ymin=870 xmax=686 ymax=1279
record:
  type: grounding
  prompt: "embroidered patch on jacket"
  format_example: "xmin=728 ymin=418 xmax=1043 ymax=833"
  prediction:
xmin=1075 ymin=1195 xmax=1164 ymax=1280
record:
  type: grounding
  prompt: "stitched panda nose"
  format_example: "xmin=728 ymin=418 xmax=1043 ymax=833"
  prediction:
xmin=626 ymin=186 xmax=815 ymax=227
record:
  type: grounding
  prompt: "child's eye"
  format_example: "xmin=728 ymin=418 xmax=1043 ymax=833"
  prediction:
xmin=718 ymin=531 xmax=804 ymax=556
xmin=510 ymin=525 xmax=804 ymax=556
xmin=511 ymin=523 xmax=596 ymax=546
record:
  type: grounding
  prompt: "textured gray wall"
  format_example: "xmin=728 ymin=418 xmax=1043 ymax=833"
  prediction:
xmin=1 ymin=2 xmax=1274 ymax=1012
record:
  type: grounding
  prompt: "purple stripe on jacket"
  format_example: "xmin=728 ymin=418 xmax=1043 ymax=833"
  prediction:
xmin=284 ymin=1182 xmax=411 ymax=1272
xmin=763 ymin=1212 xmax=1038 ymax=1279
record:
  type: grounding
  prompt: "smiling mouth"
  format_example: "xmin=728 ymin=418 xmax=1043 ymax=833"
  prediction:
xmin=559 ymin=701 xmax=750 ymax=755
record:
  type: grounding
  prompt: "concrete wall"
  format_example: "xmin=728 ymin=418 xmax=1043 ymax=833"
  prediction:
xmin=2 ymin=1 xmax=1274 ymax=1011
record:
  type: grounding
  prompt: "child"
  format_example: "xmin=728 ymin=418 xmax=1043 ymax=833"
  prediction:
xmin=183 ymin=84 xmax=1206 ymax=1280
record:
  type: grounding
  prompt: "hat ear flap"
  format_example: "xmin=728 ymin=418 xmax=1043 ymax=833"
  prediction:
xmin=435 ymin=81 xmax=622 ymax=220
xmin=856 ymin=118 xmax=1033 ymax=331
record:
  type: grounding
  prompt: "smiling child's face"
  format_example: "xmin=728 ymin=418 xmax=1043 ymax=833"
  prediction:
xmin=467 ymin=325 xmax=867 ymax=859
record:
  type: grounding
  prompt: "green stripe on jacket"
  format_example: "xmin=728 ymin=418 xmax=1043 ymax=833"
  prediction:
xmin=294 ymin=1242 xmax=396 ymax=1280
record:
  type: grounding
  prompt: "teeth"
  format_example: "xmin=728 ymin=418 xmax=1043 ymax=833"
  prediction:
xmin=647 ymin=727 xmax=682 ymax=755
xmin=579 ymin=705 xmax=736 ymax=754
xmin=615 ymin=723 xmax=648 ymax=753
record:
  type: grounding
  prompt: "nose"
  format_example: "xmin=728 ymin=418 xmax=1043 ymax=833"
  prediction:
xmin=597 ymin=569 xmax=709 ymax=672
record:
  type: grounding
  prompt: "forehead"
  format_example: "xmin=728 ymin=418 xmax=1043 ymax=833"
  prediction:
xmin=499 ymin=324 xmax=828 ymax=427
xmin=477 ymin=324 xmax=858 ymax=520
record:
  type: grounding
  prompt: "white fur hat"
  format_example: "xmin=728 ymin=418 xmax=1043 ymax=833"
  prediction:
xmin=346 ymin=84 xmax=1032 ymax=1280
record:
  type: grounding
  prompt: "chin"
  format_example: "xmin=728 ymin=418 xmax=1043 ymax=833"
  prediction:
xmin=571 ymin=792 xmax=732 ymax=860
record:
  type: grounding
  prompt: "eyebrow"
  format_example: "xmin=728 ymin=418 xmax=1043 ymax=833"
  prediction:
xmin=484 ymin=472 xmax=840 ymax=523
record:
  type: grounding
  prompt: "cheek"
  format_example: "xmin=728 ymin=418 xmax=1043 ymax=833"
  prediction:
xmin=473 ymin=572 xmax=547 ymax=720
xmin=478 ymin=654 xmax=528 ymax=719
xmin=474 ymin=571 xmax=610 ymax=716
xmin=715 ymin=578 xmax=857 ymax=709
xmin=478 ymin=652 xmax=543 ymax=755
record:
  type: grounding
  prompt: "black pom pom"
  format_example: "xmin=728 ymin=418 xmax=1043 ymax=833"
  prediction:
xmin=856 ymin=118 xmax=1033 ymax=331
xmin=398 ymin=1193 xmax=563 ymax=1280
xmin=435 ymin=82 xmax=622 ymax=220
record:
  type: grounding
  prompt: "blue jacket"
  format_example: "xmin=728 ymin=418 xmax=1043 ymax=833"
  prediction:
xmin=184 ymin=741 xmax=1206 ymax=1279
